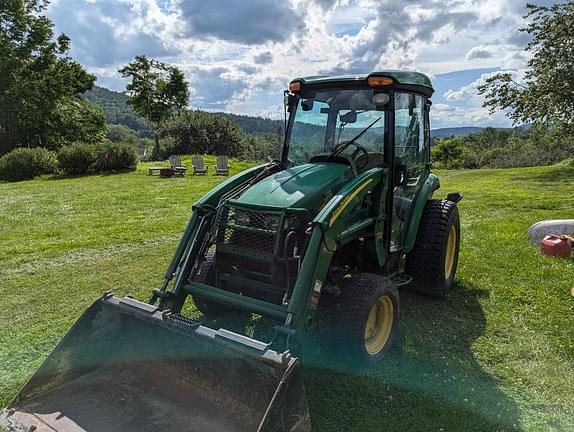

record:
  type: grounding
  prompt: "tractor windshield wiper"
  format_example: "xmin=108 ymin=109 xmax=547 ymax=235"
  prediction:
xmin=329 ymin=115 xmax=383 ymax=158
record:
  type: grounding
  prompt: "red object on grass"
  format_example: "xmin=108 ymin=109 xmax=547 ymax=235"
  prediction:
xmin=540 ymin=234 xmax=572 ymax=258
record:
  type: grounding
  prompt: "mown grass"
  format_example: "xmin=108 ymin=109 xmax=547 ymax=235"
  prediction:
xmin=1 ymin=160 xmax=573 ymax=431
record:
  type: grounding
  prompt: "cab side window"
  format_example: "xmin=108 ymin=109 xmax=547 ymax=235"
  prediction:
xmin=394 ymin=93 xmax=426 ymax=178
xmin=390 ymin=93 xmax=429 ymax=251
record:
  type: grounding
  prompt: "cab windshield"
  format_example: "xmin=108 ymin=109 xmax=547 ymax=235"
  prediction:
xmin=286 ymin=89 xmax=389 ymax=166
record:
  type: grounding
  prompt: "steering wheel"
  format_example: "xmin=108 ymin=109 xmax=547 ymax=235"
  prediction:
xmin=332 ymin=141 xmax=370 ymax=171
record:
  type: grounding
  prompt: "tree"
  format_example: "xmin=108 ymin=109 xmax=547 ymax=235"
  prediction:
xmin=478 ymin=3 xmax=574 ymax=129
xmin=0 ymin=0 xmax=102 ymax=155
xmin=160 ymin=110 xmax=247 ymax=158
xmin=119 ymin=56 xmax=189 ymax=158
xmin=431 ymin=136 xmax=467 ymax=169
xmin=47 ymin=97 xmax=107 ymax=149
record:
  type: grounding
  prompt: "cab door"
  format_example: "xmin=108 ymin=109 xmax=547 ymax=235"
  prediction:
xmin=390 ymin=93 xmax=430 ymax=252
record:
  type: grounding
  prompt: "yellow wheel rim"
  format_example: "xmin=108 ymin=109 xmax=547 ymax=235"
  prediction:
xmin=444 ymin=225 xmax=457 ymax=279
xmin=364 ymin=295 xmax=394 ymax=356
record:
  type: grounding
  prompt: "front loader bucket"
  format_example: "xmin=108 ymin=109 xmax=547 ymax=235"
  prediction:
xmin=0 ymin=295 xmax=310 ymax=432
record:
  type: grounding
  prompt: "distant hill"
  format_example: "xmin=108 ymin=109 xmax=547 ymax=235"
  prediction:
xmin=430 ymin=125 xmax=532 ymax=142
xmin=82 ymin=86 xmax=151 ymax=134
xmin=215 ymin=113 xmax=284 ymax=136
xmin=430 ymin=127 xmax=484 ymax=140
xmin=84 ymin=86 xmax=509 ymax=142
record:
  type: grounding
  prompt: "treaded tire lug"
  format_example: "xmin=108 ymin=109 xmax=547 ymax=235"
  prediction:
xmin=406 ymin=199 xmax=460 ymax=297
xmin=327 ymin=273 xmax=399 ymax=366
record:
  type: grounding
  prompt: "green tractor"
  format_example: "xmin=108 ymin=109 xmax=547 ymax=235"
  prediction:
xmin=1 ymin=71 xmax=461 ymax=432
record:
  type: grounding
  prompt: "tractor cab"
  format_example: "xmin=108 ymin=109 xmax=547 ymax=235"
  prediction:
xmin=283 ymin=72 xmax=434 ymax=253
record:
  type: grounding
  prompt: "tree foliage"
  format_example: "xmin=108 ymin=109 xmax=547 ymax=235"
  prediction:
xmin=216 ymin=113 xmax=284 ymax=136
xmin=48 ymin=98 xmax=107 ymax=149
xmin=0 ymin=147 xmax=56 ymax=181
xmin=0 ymin=0 xmax=103 ymax=155
xmin=119 ymin=56 xmax=189 ymax=157
xmin=160 ymin=110 xmax=247 ymax=159
xmin=244 ymin=131 xmax=282 ymax=161
xmin=106 ymin=124 xmax=153 ymax=155
xmin=478 ymin=3 xmax=574 ymax=128
xmin=432 ymin=126 xmax=574 ymax=169
xmin=431 ymin=136 xmax=467 ymax=169
xmin=82 ymin=86 xmax=152 ymax=134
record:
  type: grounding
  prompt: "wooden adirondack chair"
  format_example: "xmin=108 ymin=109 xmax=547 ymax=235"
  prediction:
xmin=215 ymin=155 xmax=231 ymax=176
xmin=169 ymin=155 xmax=187 ymax=177
xmin=192 ymin=155 xmax=208 ymax=175
xmin=148 ymin=155 xmax=187 ymax=177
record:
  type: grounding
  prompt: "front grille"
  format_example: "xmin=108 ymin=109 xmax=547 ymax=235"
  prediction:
xmin=216 ymin=205 xmax=281 ymax=254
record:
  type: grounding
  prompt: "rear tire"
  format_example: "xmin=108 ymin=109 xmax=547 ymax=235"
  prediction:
xmin=406 ymin=199 xmax=460 ymax=296
xmin=328 ymin=273 xmax=399 ymax=365
xmin=191 ymin=252 xmax=232 ymax=317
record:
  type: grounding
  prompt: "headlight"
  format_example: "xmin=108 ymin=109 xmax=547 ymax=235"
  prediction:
xmin=234 ymin=210 xmax=251 ymax=226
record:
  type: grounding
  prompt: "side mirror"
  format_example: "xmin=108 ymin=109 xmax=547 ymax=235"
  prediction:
xmin=301 ymin=99 xmax=314 ymax=111
xmin=340 ymin=110 xmax=357 ymax=124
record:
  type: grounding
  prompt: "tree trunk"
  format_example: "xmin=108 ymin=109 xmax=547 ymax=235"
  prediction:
xmin=153 ymin=132 xmax=160 ymax=160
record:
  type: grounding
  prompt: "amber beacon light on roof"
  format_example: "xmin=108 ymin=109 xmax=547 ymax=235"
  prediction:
xmin=367 ymin=76 xmax=394 ymax=87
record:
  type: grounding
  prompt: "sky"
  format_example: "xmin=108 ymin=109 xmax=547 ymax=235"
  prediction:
xmin=46 ymin=0 xmax=553 ymax=128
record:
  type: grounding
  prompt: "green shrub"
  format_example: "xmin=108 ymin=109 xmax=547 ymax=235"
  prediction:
xmin=94 ymin=142 xmax=138 ymax=172
xmin=431 ymin=137 xmax=467 ymax=169
xmin=556 ymin=158 xmax=574 ymax=168
xmin=57 ymin=142 xmax=138 ymax=176
xmin=57 ymin=143 xmax=98 ymax=174
xmin=0 ymin=147 xmax=56 ymax=182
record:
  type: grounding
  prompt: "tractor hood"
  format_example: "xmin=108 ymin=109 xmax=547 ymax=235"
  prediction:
xmin=236 ymin=162 xmax=353 ymax=210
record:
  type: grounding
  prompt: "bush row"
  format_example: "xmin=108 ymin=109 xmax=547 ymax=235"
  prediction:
xmin=431 ymin=126 xmax=574 ymax=170
xmin=0 ymin=147 xmax=57 ymax=181
xmin=0 ymin=142 xmax=138 ymax=182
xmin=58 ymin=142 xmax=138 ymax=174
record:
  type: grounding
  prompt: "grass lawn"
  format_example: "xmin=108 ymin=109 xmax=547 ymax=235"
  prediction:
xmin=1 ymin=158 xmax=573 ymax=431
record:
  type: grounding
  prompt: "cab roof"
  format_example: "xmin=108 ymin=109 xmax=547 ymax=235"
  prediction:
xmin=290 ymin=71 xmax=434 ymax=98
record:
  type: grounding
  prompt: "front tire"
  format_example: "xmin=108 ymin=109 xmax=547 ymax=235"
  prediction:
xmin=329 ymin=273 xmax=399 ymax=365
xmin=407 ymin=199 xmax=460 ymax=296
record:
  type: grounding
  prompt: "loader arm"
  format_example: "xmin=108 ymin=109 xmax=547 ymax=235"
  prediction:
xmin=287 ymin=167 xmax=386 ymax=336
xmin=151 ymin=164 xmax=267 ymax=309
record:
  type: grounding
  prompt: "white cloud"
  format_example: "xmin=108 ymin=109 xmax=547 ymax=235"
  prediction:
xmin=444 ymin=70 xmax=524 ymax=102
xmin=46 ymin=0 xmax=539 ymax=126
xmin=176 ymin=0 xmax=306 ymax=45
xmin=433 ymin=103 xmax=456 ymax=112
xmin=465 ymin=46 xmax=494 ymax=61
xmin=437 ymin=69 xmax=529 ymax=127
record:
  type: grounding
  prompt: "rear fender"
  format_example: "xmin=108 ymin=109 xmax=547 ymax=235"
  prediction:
xmin=403 ymin=173 xmax=440 ymax=253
